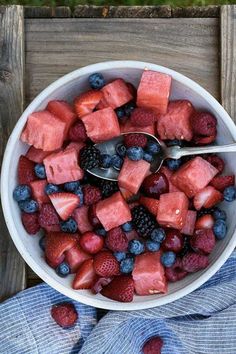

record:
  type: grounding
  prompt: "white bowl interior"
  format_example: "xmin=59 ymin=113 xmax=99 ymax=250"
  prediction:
xmin=2 ymin=61 xmax=236 ymax=310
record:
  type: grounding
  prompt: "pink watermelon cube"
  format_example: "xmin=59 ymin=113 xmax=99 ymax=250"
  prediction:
xmin=137 ymin=70 xmax=172 ymax=115
xmin=171 ymin=157 xmax=218 ymax=198
xmin=96 ymin=95 xmax=109 ymax=110
xmin=65 ymin=142 xmax=85 ymax=155
xmin=81 ymin=107 xmax=120 ymax=143
xmin=26 ymin=146 xmax=52 ymax=164
xmin=120 ymin=119 xmax=155 ymax=135
xmin=29 ymin=179 xmax=49 ymax=205
xmin=118 ymin=158 xmax=150 ymax=194
xmin=21 ymin=111 xmax=66 ymax=151
xmin=160 ymin=166 xmax=181 ymax=193
xmin=157 ymin=192 xmax=189 ymax=230
xmin=132 ymin=252 xmax=167 ymax=295
xmin=46 ymin=100 xmax=77 ymax=136
xmin=44 ymin=147 xmax=84 ymax=184
xmin=96 ymin=191 xmax=132 ymax=231
xmin=101 ymin=79 xmax=133 ymax=109
xmin=73 ymin=206 xmax=93 ymax=234
xmin=181 ymin=210 xmax=197 ymax=236
xmin=156 ymin=100 xmax=194 ymax=141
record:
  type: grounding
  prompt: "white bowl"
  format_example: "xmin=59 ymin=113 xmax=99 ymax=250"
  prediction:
xmin=1 ymin=61 xmax=236 ymax=311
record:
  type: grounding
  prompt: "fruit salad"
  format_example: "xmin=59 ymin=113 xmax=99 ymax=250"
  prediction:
xmin=14 ymin=70 xmax=236 ymax=303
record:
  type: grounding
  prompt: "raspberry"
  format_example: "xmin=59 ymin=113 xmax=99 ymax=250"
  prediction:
xmin=190 ymin=229 xmax=216 ymax=255
xmin=130 ymin=107 xmax=157 ymax=127
xmin=68 ymin=120 xmax=87 ymax=142
xmin=21 ymin=212 xmax=40 ymax=235
xmin=51 ymin=303 xmax=78 ymax=328
xmin=38 ymin=203 xmax=60 ymax=229
xmin=94 ymin=250 xmax=120 ymax=277
xmin=18 ymin=155 xmax=36 ymax=185
xmin=182 ymin=252 xmax=209 ymax=272
xmin=83 ymin=185 xmax=102 ymax=206
xmin=142 ymin=336 xmax=163 ymax=354
xmin=165 ymin=258 xmax=188 ymax=282
xmin=205 ymin=155 xmax=225 ymax=174
xmin=210 ymin=175 xmax=235 ymax=192
xmin=191 ymin=112 xmax=217 ymax=137
xmin=124 ymin=133 xmax=147 ymax=148
xmin=106 ymin=227 xmax=128 ymax=252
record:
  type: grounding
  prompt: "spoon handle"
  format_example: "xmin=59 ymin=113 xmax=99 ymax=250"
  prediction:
xmin=167 ymin=143 xmax=236 ymax=159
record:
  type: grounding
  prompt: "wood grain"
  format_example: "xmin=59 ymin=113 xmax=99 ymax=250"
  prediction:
xmin=221 ymin=5 xmax=236 ymax=121
xmin=0 ymin=6 xmax=26 ymax=301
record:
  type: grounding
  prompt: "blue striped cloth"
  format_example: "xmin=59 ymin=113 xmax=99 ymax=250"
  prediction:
xmin=1 ymin=252 xmax=236 ymax=354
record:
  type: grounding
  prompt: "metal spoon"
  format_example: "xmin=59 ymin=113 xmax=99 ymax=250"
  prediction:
xmin=87 ymin=132 xmax=236 ymax=182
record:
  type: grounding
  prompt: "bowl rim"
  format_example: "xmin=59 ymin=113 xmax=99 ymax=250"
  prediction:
xmin=2 ymin=60 xmax=236 ymax=311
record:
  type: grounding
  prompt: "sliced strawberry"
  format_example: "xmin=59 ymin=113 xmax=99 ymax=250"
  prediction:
xmin=101 ymin=275 xmax=134 ymax=302
xmin=45 ymin=232 xmax=77 ymax=268
xmin=139 ymin=196 xmax=159 ymax=216
xmin=210 ymin=175 xmax=235 ymax=192
xmin=72 ymin=259 xmax=97 ymax=290
xmin=195 ymin=214 xmax=214 ymax=230
xmin=74 ymin=90 xmax=102 ymax=118
xmin=193 ymin=186 xmax=223 ymax=210
xmin=64 ymin=244 xmax=91 ymax=273
xmin=18 ymin=155 xmax=36 ymax=185
xmin=94 ymin=250 xmax=119 ymax=277
xmin=49 ymin=193 xmax=79 ymax=221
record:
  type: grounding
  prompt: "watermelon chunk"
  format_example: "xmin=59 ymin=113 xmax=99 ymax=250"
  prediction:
xmin=137 ymin=70 xmax=172 ymax=115
xmin=46 ymin=100 xmax=77 ymax=136
xmin=171 ymin=157 xmax=218 ymax=198
xmin=120 ymin=119 xmax=155 ymax=135
xmin=96 ymin=192 xmax=132 ymax=231
xmin=101 ymin=79 xmax=133 ymax=109
xmin=29 ymin=179 xmax=49 ymax=205
xmin=96 ymin=95 xmax=109 ymax=110
xmin=44 ymin=148 xmax=84 ymax=184
xmin=156 ymin=100 xmax=194 ymax=141
xmin=118 ymin=158 xmax=150 ymax=194
xmin=65 ymin=142 xmax=85 ymax=155
xmin=180 ymin=210 xmax=197 ymax=236
xmin=160 ymin=166 xmax=181 ymax=193
xmin=73 ymin=206 xmax=93 ymax=234
xmin=21 ymin=111 xmax=66 ymax=151
xmin=132 ymin=252 xmax=167 ymax=295
xmin=26 ymin=146 xmax=53 ymax=164
xmin=157 ymin=192 xmax=189 ymax=230
xmin=81 ymin=107 xmax=120 ymax=143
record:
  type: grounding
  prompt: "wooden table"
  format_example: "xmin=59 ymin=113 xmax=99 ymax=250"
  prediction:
xmin=0 ymin=4 xmax=235 ymax=302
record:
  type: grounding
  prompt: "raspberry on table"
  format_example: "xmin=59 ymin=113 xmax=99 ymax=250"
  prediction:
xmin=142 ymin=336 xmax=163 ymax=354
xmin=106 ymin=227 xmax=128 ymax=252
xmin=124 ymin=133 xmax=148 ymax=148
xmin=182 ymin=252 xmax=209 ymax=272
xmin=83 ymin=185 xmax=102 ymax=206
xmin=51 ymin=303 xmax=78 ymax=328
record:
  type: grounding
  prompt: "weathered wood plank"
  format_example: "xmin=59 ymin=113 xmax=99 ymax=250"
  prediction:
xmin=0 ymin=6 xmax=26 ymax=301
xmin=172 ymin=5 xmax=220 ymax=18
xmin=221 ymin=5 xmax=236 ymax=121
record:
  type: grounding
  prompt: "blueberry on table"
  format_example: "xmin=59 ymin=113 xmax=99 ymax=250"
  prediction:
xmin=213 ymin=219 xmax=227 ymax=239
xmin=45 ymin=183 xmax=60 ymax=195
xmin=120 ymin=257 xmax=134 ymax=274
xmin=223 ymin=186 xmax=236 ymax=202
xmin=100 ymin=154 xmax=112 ymax=169
xmin=13 ymin=185 xmax=31 ymax=202
xmin=111 ymin=154 xmax=123 ymax=170
xmin=34 ymin=163 xmax=46 ymax=179
xmin=89 ymin=72 xmax=105 ymax=89
xmin=60 ymin=218 xmax=78 ymax=233
xmin=143 ymin=152 xmax=153 ymax=163
xmin=121 ymin=222 xmax=133 ymax=232
xmin=161 ymin=251 xmax=176 ymax=267
xmin=113 ymin=251 xmax=126 ymax=262
xmin=212 ymin=207 xmax=227 ymax=221
xmin=19 ymin=199 xmax=39 ymax=213
xmin=56 ymin=262 xmax=71 ymax=277
xmin=150 ymin=228 xmax=166 ymax=243
xmin=146 ymin=141 xmax=161 ymax=154
xmin=128 ymin=239 xmax=145 ymax=255
xmin=64 ymin=181 xmax=80 ymax=192
xmin=126 ymin=147 xmax=144 ymax=161
xmin=146 ymin=240 xmax=160 ymax=252
xmin=116 ymin=143 xmax=127 ymax=157
xmin=166 ymin=158 xmax=182 ymax=171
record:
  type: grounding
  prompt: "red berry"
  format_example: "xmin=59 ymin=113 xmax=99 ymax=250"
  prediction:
xmin=94 ymin=250 xmax=119 ymax=277
xmin=165 ymin=258 xmax=188 ymax=282
xmin=79 ymin=231 xmax=104 ymax=254
xmin=106 ymin=227 xmax=128 ymax=252
xmin=162 ymin=229 xmax=184 ymax=253
xmin=83 ymin=185 xmax=102 ymax=206
xmin=18 ymin=155 xmax=36 ymax=185
xmin=51 ymin=303 xmax=78 ymax=328
xmin=193 ymin=134 xmax=216 ymax=145
xmin=142 ymin=172 xmax=169 ymax=198
xmin=182 ymin=252 xmax=209 ymax=272
xmin=88 ymin=204 xmax=101 ymax=228
xmin=191 ymin=112 xmax=217 ymax=137
xmin=101 ymin=275 xmax=134 ymax=302
xmin=205 ymin=155 xmax=224 ymax=174
xmin=130 ymin=107 xmax=157 ymax=127
xmin=210 ymin=175 xmax=235 ymax=192
xmin=21 ymin=212 xmax=40 ymax=235
xmin=190 ymin=229 xmax=216 ymax=255
xmin=68 ymin=120 xmax=87 ymax=142
xmin=124 ymin=133 xmax=148 ymax=148
xmin=195 ymin=214 xmax=214 ymax=230
xmin=38 ymin=203 xmax=60 ymax=229
xmin=142 ymin=336 xmax=163 ymax=354
xmin=92 ymin=277 xmax=113 ymax=294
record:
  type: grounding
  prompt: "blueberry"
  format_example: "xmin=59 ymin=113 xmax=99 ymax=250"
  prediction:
xmin=161 ymin=251 xmax=176 ymax=267
xmin=128 ymin=239 xmax=145 ymax=255
xmin=64 ymin=181 xmax=80 ymax=192
xmin=213 ymin=219 xmax=227 ymax=239
xmin=45 ymin=183 xmax=60 ymax=195
xmin=116 ymin=143 xmax=127 ymax=157
xmin=143 ymin=152 xmax=153 ymax=163
xmin=166 ymin=139 xmax=185 ymax=147
xmin=150 ymin=228 xmax=166 ymax=243
xmin=223 ymin=186 xmax=236 ymax=202
xmin=146 ymin=141 xmax=161 ymax=154
xmin=56 ymin=262 xmax=71 ymax=277
xmin=96 ymin=228 xmax=107 ymax=237
xmin=100 ymin=154 xmax=112 ymax=169
xmin=166 ymin=158 xmax=182 ymax=171
xmin=127 ymin=147 xmax=144 ymax=161
xmin=19 ymin=199 xmax=39 ymax=213
xmin=13 ymin=185 xmax=31 ymax=202
xmin=74 ymin=187 xmax=84 ymax=206
xmin=111 ymin=154 xmax=123 ymax=170
xmin=34 ymin=164 xmax=46 ymax=179
xmin=124 ymin=101 xmax=136 ymax=117
xmin=89 ymin=72 xmax=105 ymax=89
xmin=60 ymin=218 xmax=78 ymax=233
xmin=114 ymin=251 xmax=126 ymax=262
xmin=146 ymin=240 xmax=160 ymax=252
xmin=121 ymin=222 xmax=133 ymax=232
xmin=115 ymin=107 xmax=126 ymax=121
xmin=39 ymin=236 xmax=46 ymax=251
xmin=120 ymin=257 xmax=134 ymax=274
xmin=212 ymin=207 xmax=226 ymax=221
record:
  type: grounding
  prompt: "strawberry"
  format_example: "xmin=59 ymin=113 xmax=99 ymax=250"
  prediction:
xmin=74 ymin=90 xmax=102 ymax=118
xmin=106 ymin=227 xmax=128 ymax=252
xmin=193 ymin=134 xmax=216 ymax=145
xmin=38 ymin=203 xmax=60 ymax=229
xmin=79 ymin=231 xmax=104 ymax=254
xmin=94 ymin=250 xmax=119 ymax=277
xmin=195 ymin=214 xmax=214 ymax=229
xmin=190 ymin=229 xmax=216 ymax=255
xmin=123 ymin=133 xmax=148 ymax=148
xmin=72 ymin=259 xmax=97 ymax=290
xmin=45 ymin=232 xmax=77 ymax=268
xmin=205 ymin=155 xmax=224 ymax=174
xmin=83 ymin=185 xmax=102 ymax=206
xmin=92 ymin=277 xmax=112 ymax=294
xmin=142 ymin=336 xmax=163 ymax=354
xmin=210 ymin=175 xmax=235 ymax=192
xmin=191 ymin=111 xmax=217 ymax=137
xmin=51 ymin=303 xmax=78 ymax=328
xmin=18 ymin=155 xmax=36 ymax=185
xmin=43 ymin=224 xmax=61 ymax=232
xmin=165 ymin=258 xmax=188 ymax=282
xmin=139 ymin=196 xmax=159 ymax=216
xmin=130 ymin=107 xmax=157 ymax=127
xmin=68 ymin=120 xmax=87 ymax=142
xmin=101 ymin=275 xmax=134 ymax=302
xmin=193 ymin=186 xmax=223 ymax=210
xmin=182 ymin=252 xmax=209 ymax=272
xmin=65 ymin=245 xmax=91 ymax=273
xmin=21 ymin=212 xmax=40 ymax=235
xmin=49 ymin=193 xmax=80 ymax=221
